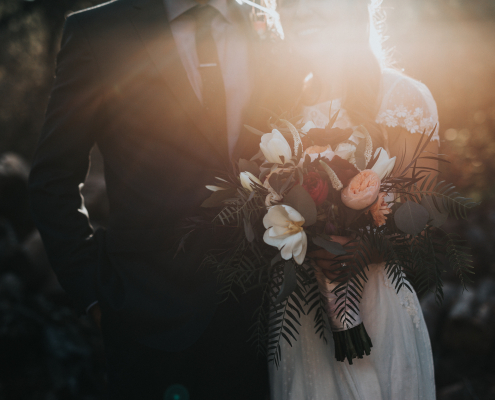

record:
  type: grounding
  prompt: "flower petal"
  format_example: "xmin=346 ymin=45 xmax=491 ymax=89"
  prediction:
xmin=290 ymin=232 xmax=304 ymax=257
xmin=205 ymin=185 xmax=226 ymax=191
xmin=260 ymin=129 xmax=292 ymax=164
xmin=268 ymin=225 xmax=291 ymax=238
xmin=263 ymin=205 xmax=289 ymax=229
xmin=293 ymin=233 xmax=308 ymax=265
xmin=282 ymin=205 xmax=305 ymax=224
xmin=263 ymin=229 xmax=284 ymax=247
xmin=280 ymin=235 xmax=297 ymax=260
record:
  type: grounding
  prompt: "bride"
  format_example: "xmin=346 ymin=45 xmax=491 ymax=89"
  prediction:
xmin=269 ymin=0 xmax=439 ymax=398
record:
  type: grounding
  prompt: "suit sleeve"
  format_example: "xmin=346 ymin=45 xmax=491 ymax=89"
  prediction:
xmin=28 ymin=14 xmax=104 ymax=311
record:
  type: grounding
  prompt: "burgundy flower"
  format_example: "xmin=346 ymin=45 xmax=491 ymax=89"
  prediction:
xmin=321 ymin=156 xmax=360 ymax=187
xmin=302 ymin=172 xmax=329 ymax=206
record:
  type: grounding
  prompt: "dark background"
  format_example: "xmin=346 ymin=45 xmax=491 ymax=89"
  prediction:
xmin=1 ymin=0 xmax=495 ymax=398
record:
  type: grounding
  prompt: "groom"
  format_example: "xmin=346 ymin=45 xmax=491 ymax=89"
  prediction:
xmin=28 ymin=0 xmax=271 ymax=398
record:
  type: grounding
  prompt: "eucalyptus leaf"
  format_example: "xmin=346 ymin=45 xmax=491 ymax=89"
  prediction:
xmin=201 ymin=188 xmax=237 ymax=208
xmin=269 ymin=172 xmax=283 ymax=194
xmin=280 ymin=172 xmax=295 ymax=194
xmin=354 ymin=138 xmax=367 ymax=171
xmin=274 ymin=260 xmax=297 ymax=305
xmin=261 ymin=163 xmax=276 ymax=169
xmin=271 ymin=252 xmax=283 ymax=267
xmin=283 ymin=185 xmax=317 ymax=226
xmin=394 ymin=200 xmax=430 ymax=235
xmin=260 ymin=167 xmax=271 ymax=181
xmin=421 ymin=195 xmax=449 ymax=227
xmin=312 ymin=236 xmax=347 ymax=256
xmin=244 ymin=218 xmax=255 ymax=242
xmin=239 ymin=158 xmax=260 ymax=176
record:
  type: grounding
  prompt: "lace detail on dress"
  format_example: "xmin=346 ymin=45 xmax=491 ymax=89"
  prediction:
xmin=382 ymin=267 xmax=421 ymax=329
xmin=376 ymin=69 xmax=440 ymax=142
xmin=301 ymin=70 xmax=440 ymax=146
xmin=376 ymin=106 xmax=437 ymax=137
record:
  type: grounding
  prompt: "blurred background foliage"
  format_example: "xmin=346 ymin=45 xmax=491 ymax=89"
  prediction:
xmin=1 ymin=0 xmax=495 ymax=398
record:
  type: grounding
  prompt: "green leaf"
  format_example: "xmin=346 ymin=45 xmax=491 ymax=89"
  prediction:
xmin=312 ymin=236 xmax=347 ymax=256
xmin=238 ymin=158 xmax=260 ymax=176
xmin=421 ymin=195 xmax=448 ymax=227
xmin=394 ymin=200 xmax=430 ymax=236
xmin=271 ymin=252 xmax=283 ymax=267
xmin=244 ymin=124 xmax=265 ymax=136
xmin=283 ymin=185 xmax=317 ymax=226
xmin=201 ymin=188 xmax=237 ymax=208
xmin=354 ymin=138 xmax=367 ymax=171
xmin=269 ymin=172 xmax=284 ymax=195
xmin=274 ymin=260 xmax=298 ymax=305
xmin=250 ymin=149 xmax=264 ymax=161
xmin=244 ymin=219 xmax=255 ymax=242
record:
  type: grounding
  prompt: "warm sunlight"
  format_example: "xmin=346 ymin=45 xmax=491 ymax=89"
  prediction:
xmin=2 ymin=0 xmax=495 ymax=398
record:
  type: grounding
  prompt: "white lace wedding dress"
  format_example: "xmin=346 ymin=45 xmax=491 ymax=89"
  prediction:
xmin=269 ymin=69 xmax=438 ymax=400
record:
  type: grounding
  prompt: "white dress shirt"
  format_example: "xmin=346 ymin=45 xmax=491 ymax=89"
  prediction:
xmin=164 ymin=0 xmax=253 ymax=155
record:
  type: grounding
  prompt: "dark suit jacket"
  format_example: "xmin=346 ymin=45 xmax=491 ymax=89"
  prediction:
xmin=28 ymin=0 xmax=271 ymax=351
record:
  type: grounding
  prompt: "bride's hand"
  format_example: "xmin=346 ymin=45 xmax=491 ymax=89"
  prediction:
xmin=309 ymin=235 xmax=384 ymax=281
xmin=308 ymin=235 xmax=353 ymax=281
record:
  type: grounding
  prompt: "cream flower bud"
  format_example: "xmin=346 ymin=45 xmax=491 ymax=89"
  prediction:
xmin=371 ymin=148 xmax=396 ymax=180
xmin=240 ymin=171 xmax=262 ymax=192
xmin=334 ymin=142 xmax=356 ymax=162
xmin=260 ymin=129 xmax=292 ymax=165
xmin=206 ymin=185 xmax=226 ymax=192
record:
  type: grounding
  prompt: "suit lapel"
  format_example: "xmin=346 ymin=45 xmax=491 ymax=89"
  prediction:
xmin=231 ymin=8 xmax=265 ymax=161
xmin=130 ymin=0 xmax=227 ymax=161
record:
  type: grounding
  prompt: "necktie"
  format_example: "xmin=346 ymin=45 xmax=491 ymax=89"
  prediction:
xmin=192 ymin=5 xmax=228 ymax=155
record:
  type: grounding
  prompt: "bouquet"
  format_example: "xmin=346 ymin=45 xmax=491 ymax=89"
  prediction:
xmin=179 ymin=108 xmax=477 ymax=366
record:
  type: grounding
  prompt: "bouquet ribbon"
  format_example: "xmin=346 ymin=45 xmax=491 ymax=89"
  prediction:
xmin=313 ymin=262 xmax=373 ymax=364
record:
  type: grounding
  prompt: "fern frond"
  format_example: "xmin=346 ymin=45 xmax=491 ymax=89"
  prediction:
xmin=446 ymin=234 xmax=475 ymax=290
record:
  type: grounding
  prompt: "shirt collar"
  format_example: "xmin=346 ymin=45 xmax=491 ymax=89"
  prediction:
xmin=163 ymin=0 xmax=233 ymax=23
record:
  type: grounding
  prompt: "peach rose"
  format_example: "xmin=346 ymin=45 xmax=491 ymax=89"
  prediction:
xmin=368 ymin=192 xmax=392 ymax=227
xmin=341 ymin=170 xmax=381 ymax=210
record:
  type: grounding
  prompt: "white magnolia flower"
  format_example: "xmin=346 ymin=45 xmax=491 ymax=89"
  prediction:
xmin=263 ymin=205 xmax=308 ymax=265
xmin=260 ymin=129 xmax=292 ymax=164
xmin=334 ymin=142 xmax=356 ymax=161
xmin=240 ymin=171 xmax=262 ymax=192
xmin=371 ymin=147 xmax=396 ymax=180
